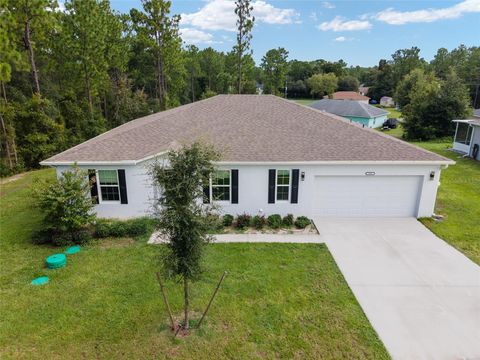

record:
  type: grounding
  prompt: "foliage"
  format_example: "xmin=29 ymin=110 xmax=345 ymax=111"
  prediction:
xmin=94 ymin=217 xmax=154 ymax=238
xmin=251 ymin=215 xmax=267 ymax=229
xmin=150 ymin=141 xmax=220 ymax=329
xmin=31 ymin=166 xmax=96 ymax=245
xmin=306 ymin=73 xmax=338 ymax=98
xmin=337 ymin=75 xmax=360 ymax=91
xmin=394 ymin=68 xmax=435 ymax=108
xmin=261 ymin=47 xmax=289 ymax=95
xmin=235 ymin=213 xmax=252 ymax=229
xmin=222 ymin=214 xmax=234 ymax=227
xmin=402 ymin=71 xmax=471 ymax=140
xmin=282 ymin=214 xmax=294 ymax=227
xmin=294 ymin=216 xmax=311 ymax=229
xmin=267 ymin=214 xmax=282 ymax=229
xmin=233 ymin=0 xmax=254 ymax=94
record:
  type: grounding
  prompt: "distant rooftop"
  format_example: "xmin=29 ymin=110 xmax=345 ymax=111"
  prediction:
xmin=310 ymin=99 xmax=389 ymax=119
xmin=331 ymin=91 xmax=370 ymax=101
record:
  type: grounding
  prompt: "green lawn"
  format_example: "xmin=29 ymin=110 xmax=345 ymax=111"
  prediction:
xmin=291 ymin=98 xmax=315 ymax=106
xmin=375 ymin=106 xmax=402 ymax=119
xmin=380 ymin=125 xmax=480 ymax=264
xmin=0 ymin=169 xmax=388 ymax=359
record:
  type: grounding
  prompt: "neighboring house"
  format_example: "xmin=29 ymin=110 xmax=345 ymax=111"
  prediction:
xmin=474 ymin=108 xmax=480 ymax=118
xmin=452 ymin=119 xmax=480 ymax=161
xmin=41 ymin=95 xmax=453 ymax=219
xmin=309 ymin=99 xmax=389 ymax=128
xmin=330 ymin=91 xmax=370 ymax=104
xmin=380 ymin=96 xmax=395 ymax=107
xmin=358 ymin=85 xmax=369 ymax=96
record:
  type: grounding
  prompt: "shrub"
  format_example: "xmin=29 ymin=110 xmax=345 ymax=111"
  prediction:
xmin=204 ymin=212 xmax=223 ymax=232
xmin=94 ymin=217 xmax=153 ymax=238
xmin=235 ymin=213 xmax=251 ymax=229
xmin=267 ymin=214 xmax=282 ymax=229
xmin=32 ymin=166 xmax=96 ymax=246
xmin=251 ymin=215 xmax=266 ymax=229
xmin=282 ymin=214 xmax=294 ymax=227
xmin=294 ymin=216 xmax=311 ymax=229
xmin=222 ymin=214 xmax=234 ymax=227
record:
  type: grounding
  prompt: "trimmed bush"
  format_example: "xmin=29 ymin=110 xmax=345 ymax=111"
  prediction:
xmin=251 ymin=215 xmax=267 ymax=229
xmin=267 ymin=214 xmax=282 ymax=229
xmin=222 ymin=214 xmax=234 ymax=227
xmin=294 ymin=216 xmax=311 ymax=229
xmin=204 ymin=213 xmax=223 ymax=232
xmin=94 ymin=217 xmax=153 ymax=238
xmin=235 ymin=213 xmax=251 ymax=229
xmin=282 ymin=214 xmax=294 ymax=227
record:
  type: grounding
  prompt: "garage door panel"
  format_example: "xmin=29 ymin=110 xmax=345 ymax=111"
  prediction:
xmin=313 ymin=176 xmax=422 ymax=217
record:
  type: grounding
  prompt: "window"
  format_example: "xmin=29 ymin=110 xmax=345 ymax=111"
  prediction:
xmin=98 ymin=170 xmax=120 ymax=202
xmin=276 ymin=170 xmax=290 ymax=201
xmin=211 ymin=170 xmax=230 ymax=201
xmin=455 ymin=123 xmax=473 ymax=145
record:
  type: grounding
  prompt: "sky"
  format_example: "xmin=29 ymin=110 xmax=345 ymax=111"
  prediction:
xmin=109 ymin=0 xmax=480 ymax=67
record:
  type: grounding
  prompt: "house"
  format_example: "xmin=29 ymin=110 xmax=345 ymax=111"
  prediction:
xmin=474 ymin=109 xmax=480 ymax=118
xmin=309 ymin=99 xmax=389 ymax=128
xmin=380 ymin=96 xmax=395 ymax=107
xmin=41 ymin=95 xmax=453 ymax=219
xmin=358 ymin=85 xmax=369 ymax=96
xmin=452 ymin=118 xmax=480 ymax=161
xmin=330 ymin=91 xmax=369 ymax=104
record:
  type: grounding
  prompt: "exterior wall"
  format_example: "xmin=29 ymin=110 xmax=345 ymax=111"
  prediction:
xmin=345 ymin=115 xmax=387 ymax=129
xmin=469 ymin=126 xmax=480 ymax=160
xmin=55 ymin=163 xmax=443 ymax=219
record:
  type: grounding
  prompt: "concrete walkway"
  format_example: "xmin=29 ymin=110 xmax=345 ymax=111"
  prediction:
xmin=148 ymin=231 xmax=322 ymax=244
xmin=313 ymin=217 xmax=480 ymax=360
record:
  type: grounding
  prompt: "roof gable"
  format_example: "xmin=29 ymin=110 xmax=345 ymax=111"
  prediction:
xmin=43 ymin=95 xmax=450 ymax=164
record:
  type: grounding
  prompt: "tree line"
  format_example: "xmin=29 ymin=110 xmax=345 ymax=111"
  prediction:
xmin=1 ymin=0 xmax=479 ymax=175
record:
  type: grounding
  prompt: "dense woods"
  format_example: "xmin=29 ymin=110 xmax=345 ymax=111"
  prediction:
xmin=1 ymin=0 xmax=479 ymax=175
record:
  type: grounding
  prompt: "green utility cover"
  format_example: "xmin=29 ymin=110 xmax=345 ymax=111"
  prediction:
xmin=64 ymin=245 xmax=81 ymax=255
xmin=31 ymin=276 xmax=49 ymax=285
xmin=46 ymin=253 xmax=67 ymax=269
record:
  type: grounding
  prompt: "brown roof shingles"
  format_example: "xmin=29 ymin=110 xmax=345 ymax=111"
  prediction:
xmin=42 ymin=95 xmax=451 ymax=164
xmin=331 ymin=91 xmax=370 ymax=101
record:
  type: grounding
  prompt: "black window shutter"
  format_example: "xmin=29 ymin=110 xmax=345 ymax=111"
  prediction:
xmin=231 ymin=169 xmax=238 ymax=204
xmin=268 ymin=169 xmax=276 ymax=204
xmin=203 ymin=182 xmax=210 ymax=204
xmin=88 ymin=169 xmax=99 ymax=204
xmin=291 ymin=169 xmax=300 ymax=204
xmin=118 ymin=169 xmax=128 ymax=204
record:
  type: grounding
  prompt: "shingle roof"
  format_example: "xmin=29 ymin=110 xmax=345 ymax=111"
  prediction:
xmin=42 ymin=95 xmax=451 ymax=164
xmin=309 ymin=99 xmax=389 ymax=119
xmin=331 ymin=91 xmax=370 ymax=101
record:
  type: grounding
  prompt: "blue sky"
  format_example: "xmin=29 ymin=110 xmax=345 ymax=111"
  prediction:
xmin=110 ymin=0 xmax=480 ymax=67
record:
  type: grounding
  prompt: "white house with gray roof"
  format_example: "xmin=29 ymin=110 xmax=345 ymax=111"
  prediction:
xmin=41 ymin=95 xmax=453 ymax=219
xmin=452 ymin=118 xmax=480 ymax=161
xmin=309 ymin=99 xmax=389 ymax=128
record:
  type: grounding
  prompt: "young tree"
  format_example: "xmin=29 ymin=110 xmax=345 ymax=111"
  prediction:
xmin=306 ymin=73 xmax=338 ymax=98
xmin=233 ymin=0 xmax=254 ymax=94
xmin=260 ymin=47 xmax=289 ymax=96
xmin=151 ymin=142 xmax=220 ymax=331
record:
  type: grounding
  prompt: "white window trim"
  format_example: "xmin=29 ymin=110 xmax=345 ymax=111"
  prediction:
xmin=210 ymin=169 xmax=231 ymax=203
xmin=275 ymin=169 xmax=291 ymax=202
xmin=96 ymin=169 xmax=121 ymax=204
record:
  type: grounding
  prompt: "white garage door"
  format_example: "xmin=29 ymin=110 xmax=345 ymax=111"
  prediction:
xmin=313 ymin=176 xmax=422 ymax=217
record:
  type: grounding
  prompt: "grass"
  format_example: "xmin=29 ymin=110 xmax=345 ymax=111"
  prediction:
xmin=380 ymin=125 xmax=480 ymax=264
xmin=375 ymin=106 xmax=402 ymax=119
xmin=291 ymin=98 xmax=315 ymax=106
xmin=0 ymin=169 xmax=389 ymax=359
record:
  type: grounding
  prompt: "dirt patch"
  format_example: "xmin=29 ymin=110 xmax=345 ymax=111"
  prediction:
xmin=0 ymin=173 xmax=25 ymax=185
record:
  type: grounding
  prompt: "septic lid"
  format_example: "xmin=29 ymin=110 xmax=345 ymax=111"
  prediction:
xmin=31 ymin=276 xmax=49 ymax=285
xmin=65 ymin=245 xmax=81 ymax=255
xmin=46 ymin=253 xmax=67 ymax=269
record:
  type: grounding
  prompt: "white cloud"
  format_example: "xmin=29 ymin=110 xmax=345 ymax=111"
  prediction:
xmin=322 ymin=2 xmax=335 ymax=9
xmin=180 ymin=0 xmax=300 ymax=32
xmin=179 ymin=28 xmax=216 ymax=44
xmin=318 ymin=16 xmax=372 ymax=31
xmin=334 ymin=36 xmax=353 ymax=42
xmin=374 ymin=0 xmax=480 ymax=25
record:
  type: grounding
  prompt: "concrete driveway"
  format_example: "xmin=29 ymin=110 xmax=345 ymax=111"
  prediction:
xmin=313 ymin=217 xmax=480 ymax=360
